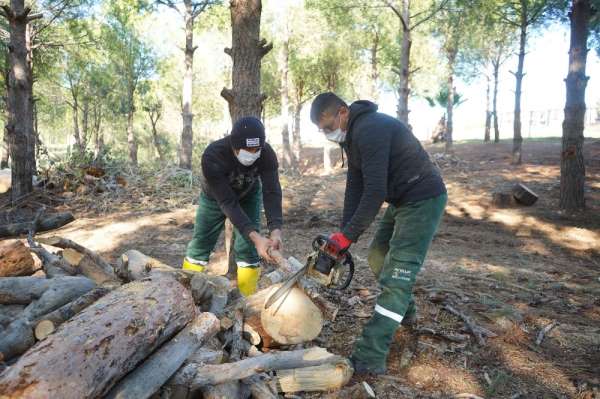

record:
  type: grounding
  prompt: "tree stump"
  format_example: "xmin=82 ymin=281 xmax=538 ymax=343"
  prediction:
xmin=512 ymin=183 xmax=538 ymax=206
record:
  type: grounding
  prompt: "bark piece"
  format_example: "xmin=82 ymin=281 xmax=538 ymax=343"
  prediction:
xmin=190 ymin=347 xmax=346 ymax=388
xmin=34 ymin=287 xmax=110 ymax=340
xmin=0 ymin=212 xmax=74 ymax=238
xmin=276 ymin=358 xmax=354 ymax=393
xmin=0 ymin=239 xmax=35 ymax=277
xmin=37 ymin=236 xmax=116 ymax=279
xmin=105 ymin=313 xmax=220 ymax=399
xmin=0 ymin=276 xmax=195 ymax=399
xmin=512 ymin=183 xmax=538 ymax=206
xmin=492 ymin=192 xmax=516 ymax=208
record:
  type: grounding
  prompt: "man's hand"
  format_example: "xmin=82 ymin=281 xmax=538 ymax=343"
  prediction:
xmin=328 ymin=232 xmax=352 ymax=257
xmin=249 ymin=231 xmax=275 ymax=263
xmin=269 ymin=229 xmax=283 ymax=252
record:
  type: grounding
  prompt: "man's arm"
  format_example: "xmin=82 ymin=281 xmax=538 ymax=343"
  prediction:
xmin=341 ymin=131 xmax=391 ymax=242
xmin=341 ymin=165 xmax=363 ymax=229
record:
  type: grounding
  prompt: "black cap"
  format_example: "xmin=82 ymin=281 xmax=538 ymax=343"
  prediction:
xmin=230 ymin=117 xmax=265 ymax=149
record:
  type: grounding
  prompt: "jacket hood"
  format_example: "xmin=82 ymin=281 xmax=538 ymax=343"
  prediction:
xmin=347 ymin=100 xmax=378 ymax=133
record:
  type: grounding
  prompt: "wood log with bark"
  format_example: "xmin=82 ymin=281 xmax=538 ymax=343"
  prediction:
xmin=37 ymin=236 xmax=117 ymax=279
xmin=189 ymin=347 xmax=348 ymax=389
xmin=0 ymin=276 xmax=196 ymax=398
xmin=0 ymin=212 xmax=74 ymax=238
xmin=115 ymin=249 xmax=191 ymax=284
xmin=0 ymin=276 xmax=96 ymax=360
xmin=276 ymin=358 xmax=354 ymax=393
xmin=0 ymin=276 xmax=52 ymax=304
xmin=61 ymin=248 xmax=120 ymax=286
xmin=33 ymin=287 xmax=110 ymax=340
xmin=105 ymin=313 xmax=220 ymax=399
xmin=0 ymin=239 xmax=36 ymax=277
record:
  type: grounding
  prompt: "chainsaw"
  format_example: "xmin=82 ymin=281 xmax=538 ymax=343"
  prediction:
xmin=264 ymin=234 xmax=355 ymax=310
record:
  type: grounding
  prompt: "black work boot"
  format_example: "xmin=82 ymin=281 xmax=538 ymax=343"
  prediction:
xmin=350 ymin=356 xmax=387 ymax=376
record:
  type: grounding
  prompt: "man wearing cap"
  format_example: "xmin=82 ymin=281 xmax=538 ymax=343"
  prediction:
xmin=309 ymin=92 xmax=447 ymax=374
xmin=182 ymin=116 xmax=283 ymax=296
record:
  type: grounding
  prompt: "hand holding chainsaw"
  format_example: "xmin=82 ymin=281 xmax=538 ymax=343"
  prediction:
xmin=327 ymin=232 xmax=352 ymax=257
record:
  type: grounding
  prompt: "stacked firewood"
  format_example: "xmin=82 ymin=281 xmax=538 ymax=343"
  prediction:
xmin=0 ymin=232 xmax=353 ymax=398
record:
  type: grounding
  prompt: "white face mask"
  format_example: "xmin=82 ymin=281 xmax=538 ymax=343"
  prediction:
xmin=236 ymin=149 xmax=261 ymax=166
xmin=325 ymin=128 xmax=346 ymax=143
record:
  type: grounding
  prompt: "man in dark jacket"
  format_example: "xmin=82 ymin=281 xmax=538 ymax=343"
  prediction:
xmin=310 ymin=92 xmax=447 ymax=374
xmin=183 ymin=116 xmax=283 ymax=297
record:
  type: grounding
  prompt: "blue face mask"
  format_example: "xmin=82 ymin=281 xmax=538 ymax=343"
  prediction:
xmin=236 ymin=149 xmax=261 ymax=166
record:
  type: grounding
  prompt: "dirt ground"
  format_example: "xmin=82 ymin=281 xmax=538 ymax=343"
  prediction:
xmin=29 ymin=138 xmax=600 ymax=398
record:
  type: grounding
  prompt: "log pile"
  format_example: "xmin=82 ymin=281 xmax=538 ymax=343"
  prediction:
xmin=0 ymin=233 xmax=353 ymax=398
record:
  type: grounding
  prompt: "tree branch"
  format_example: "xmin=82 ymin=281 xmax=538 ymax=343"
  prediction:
xmin=156 ymin=0 xmax=182 ymax=16
xmin=220 ymin=87 xmax=234 ymax=104
xmin=385 ymin=1 xmax=409 ymax=31
xmin=412 ymin=0 xmax=450 ymax=30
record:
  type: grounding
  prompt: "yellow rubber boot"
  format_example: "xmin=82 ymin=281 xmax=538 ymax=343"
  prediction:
xmin=237 ymin=264 xmax=261 ymax=296
xmin=182 ymin=257 xmax=207 ymax=273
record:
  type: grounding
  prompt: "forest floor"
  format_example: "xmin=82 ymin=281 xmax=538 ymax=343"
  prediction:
xmin=16 ymin=137 xmax=600 ymax=398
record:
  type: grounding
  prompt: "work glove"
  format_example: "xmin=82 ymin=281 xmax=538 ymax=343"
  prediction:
xmin=328 ymin=232 xmax=352 ymax=257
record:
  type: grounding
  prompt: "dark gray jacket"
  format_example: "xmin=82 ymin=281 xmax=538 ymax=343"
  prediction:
xmin=341 ymin=101 xmax=446 ymax=241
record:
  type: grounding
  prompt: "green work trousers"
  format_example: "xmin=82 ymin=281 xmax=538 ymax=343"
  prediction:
xmin=351 ymin=193 xmax=447 ymax=369
xmin=186 ymin=186 xmax=261 ymax=265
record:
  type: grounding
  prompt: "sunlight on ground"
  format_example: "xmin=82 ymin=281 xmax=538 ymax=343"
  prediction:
xmin=406 ymin=362 xmax=483 ymax=395
xmin=47 ymin=208 xmax=194 ymax=253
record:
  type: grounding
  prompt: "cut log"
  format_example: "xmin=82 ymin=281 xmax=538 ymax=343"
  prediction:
xmin=28 ymin=244 xmax=77 ymax=276
xmin=0 ymin=276 xmax=49 ymax=304
xmin=62 ymin=248 xmax=120 ymax=285
xmin=0 ymin=276 xmax=96 ymax=360
xmin=36 ymin=236 xmax=116 ymax=278
xmin=276 ymin=358 xmax=354 ymax=392
xmin=0 ymin=276 xmax=196 ymax=399
xmin=0 ymin=275 xmax=90 ymax=305
xmin=0 ymin=239 xmax=36 ymax=277
xmin=243 ymin=322 xmax=262 ymax=346
xmin=271 ymin=251 xmax=339 ymax=321
xmin=190 ymin=347 xmax=347 ymax=388
xmin=105 ymin=313 xmax=220 ymax=399
xmin=116 ymin=249 xmax=191 ymax=285
xmin=261 ymin=284 xmax=323 ymax=345
xmin=512 ymin=183 xmax=538 ymax=206
xmin=34 ymin=287 xmax=110 ymax=340
xmin=163 ymin=347 xmax=224 ymax=399
xmin=0 ymin=212 xmax=74 ymax=238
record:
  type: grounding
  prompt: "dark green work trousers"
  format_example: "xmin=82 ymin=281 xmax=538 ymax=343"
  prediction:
xmin=352 ymin=193 xmax=447 ymax=369
xmin=186 ymin=186 xmax=261 ymax=265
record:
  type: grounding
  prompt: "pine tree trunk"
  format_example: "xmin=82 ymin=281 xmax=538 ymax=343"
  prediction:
xmin=292 ymin=103 xmax=302 ymax=165
xmin=560 ymin=0 xmax=589 ymax=211
xmin=1 ymin=129 xmax=9 ymax=168
xmin=370 ymin=30 xmax=379 ymax=102
xmin=1 ymin=54 xmax=9 ymax=168
xmin=82 ymin=100 xmax=89 ymax=150
xmin=279 ymin=36 xmax=293 ymax=170
xmin=493 ymin=57 xmax=500 ymax=143
xmin=5 ymin=0 xmax=35 ymax=202
xmin=221 ymin=0 xmax=272 ymax=122
xmin=127 ymin=107 xmax=137 ymax=166
xmin=445 ymin=49 xmax=456 ymax=153
xmin=71 ymin=101 xmax=82 ymax=151
xmin=512 ymin=0 xmax=527 ymax=164
xmin=150 ymin=114 xmax=165 ymax=163
xmin=180 ymin=0 xmax=195 ymax=170
xmin=396 ymin=0 xmax=411 ymax=124
xmin=484 ymin=74 xmax=491 ymax=142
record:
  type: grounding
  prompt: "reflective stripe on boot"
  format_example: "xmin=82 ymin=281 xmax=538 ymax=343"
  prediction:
xmin=237 ymin=264 xmax=261 ymax=296
xmin=182 ymin=257 xmax=207 ymax=272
